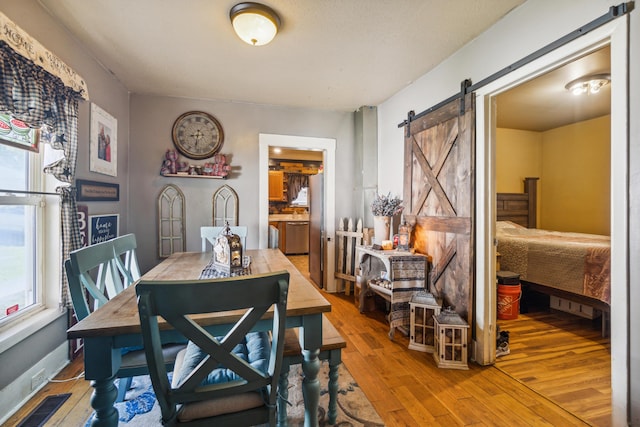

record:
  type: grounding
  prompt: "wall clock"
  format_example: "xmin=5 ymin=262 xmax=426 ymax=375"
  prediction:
xmin=171 ymin=111 xmax=224 ymax=160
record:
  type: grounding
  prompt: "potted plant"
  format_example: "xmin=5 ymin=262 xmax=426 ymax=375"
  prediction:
xmin=371 ymin=193 xmax=403 ymax=245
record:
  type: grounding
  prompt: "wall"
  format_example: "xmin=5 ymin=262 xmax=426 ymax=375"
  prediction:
xmin=495 ymin=128 xmax=542 ymax=193
xmin=129 ymin=95 xmax=356 ymax=273
xmin=377 ymin=0 xmax=636 ymax=422
xmin=496 ymin=128 xmax=542 ymax=226
xmin=0 ymin=0 xmax=130 ymax=419
xmin=496 ymin=116 xmax=610 ymax=235
xmin=541 ymin=115 xmax=610 ymax=235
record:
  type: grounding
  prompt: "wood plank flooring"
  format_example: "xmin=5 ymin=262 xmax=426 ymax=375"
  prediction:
xmin=3 ymin=256 xmax=611 ymax=426
xmin=495 ymin=311 xmax=611 ymax=426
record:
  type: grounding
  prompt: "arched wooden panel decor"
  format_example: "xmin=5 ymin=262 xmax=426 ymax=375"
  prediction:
xmin=157 ymin=184 xmax=186 ymax=258
xmin=402 ymin=92 xmax=475 ymax=322
xmin=212 ymin=184 xmax=239 ymax=226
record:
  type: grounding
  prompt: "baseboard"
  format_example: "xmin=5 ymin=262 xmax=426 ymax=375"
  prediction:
xmin=0 ymin=342 xmax=69 ymax=425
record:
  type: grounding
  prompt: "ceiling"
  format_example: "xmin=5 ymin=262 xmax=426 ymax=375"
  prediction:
xmin=36 ymin=0 xmax=609 ymax=131
xmin=37 ymin=0 xmax=525 ymax=112
xmin=497 ymin=45 xmax=611 ymax=131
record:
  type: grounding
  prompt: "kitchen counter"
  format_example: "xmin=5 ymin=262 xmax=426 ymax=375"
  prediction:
xmin=269 ymin=214 xmax=309 ymax=222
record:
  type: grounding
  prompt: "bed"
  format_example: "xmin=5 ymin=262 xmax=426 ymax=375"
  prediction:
xmin=496 ymin=178 xmax=611 ymax=309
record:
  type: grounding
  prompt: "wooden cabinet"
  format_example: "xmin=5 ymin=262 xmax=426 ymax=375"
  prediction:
xmin=268 ymin=170 xmax=286 ymax=201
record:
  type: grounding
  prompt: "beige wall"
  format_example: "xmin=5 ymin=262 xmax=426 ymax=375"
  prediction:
xmin=541 ymin=115 xmax=610 ymax=235
xmin=496 ymin=115 xmax=610 ymax=235
xmin=129 ymin=95 xmax=356 ymax=273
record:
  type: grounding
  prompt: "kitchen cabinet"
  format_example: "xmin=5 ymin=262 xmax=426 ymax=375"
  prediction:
xmin=268 ymin=170 xmax=286 ymax=201
xmin=268 ymin=215 xmax=310 ymax=254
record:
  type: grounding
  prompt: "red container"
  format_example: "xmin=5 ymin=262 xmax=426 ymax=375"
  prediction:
xmin=497 ymin=283 xmax=521 ymax=320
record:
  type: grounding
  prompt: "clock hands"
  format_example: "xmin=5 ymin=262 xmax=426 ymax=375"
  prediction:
xmin=189 ymin=129 xmax=207 ymax=148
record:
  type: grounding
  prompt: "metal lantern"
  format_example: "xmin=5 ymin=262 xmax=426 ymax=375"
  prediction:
xmin=433 ymin=307 xmax=469 ymax=370
xmin=409 ymin=291 xmax=441 ymax=353
xmin=212 ymin=223 xmax=243 ymax=274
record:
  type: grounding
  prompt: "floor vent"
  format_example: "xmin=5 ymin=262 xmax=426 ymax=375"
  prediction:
xmin=17 ymin=393 xmax=71 ymax=427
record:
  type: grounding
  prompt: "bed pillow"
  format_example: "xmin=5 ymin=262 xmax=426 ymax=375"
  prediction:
xmin=174 ymin=331 xmax=270 ymax=387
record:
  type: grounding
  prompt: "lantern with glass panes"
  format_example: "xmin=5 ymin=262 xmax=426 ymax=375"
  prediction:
xmin=212 ymin=222 xmax=244 ymax=274
xmin=433 ymin=307 xmax=469 ymax=369
xmin=409 ymin=291 xmax=442 ymax=353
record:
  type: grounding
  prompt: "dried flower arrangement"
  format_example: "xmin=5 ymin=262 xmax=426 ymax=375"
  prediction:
xmin=371 ymin=192 xmax=404 ymax=216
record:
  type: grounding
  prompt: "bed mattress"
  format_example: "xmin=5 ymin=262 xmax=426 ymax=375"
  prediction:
xmin=496 ymin=221 xmax=610 ymax=305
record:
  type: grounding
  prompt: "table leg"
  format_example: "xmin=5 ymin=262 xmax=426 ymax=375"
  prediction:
xmin=277 ymin=364 xmax=290 ymax=427
xmin=301 ymin=348 xmax=320 ymax=427
xmin=89 ymin=376 xmax=118 ymax=426
xmin=327 ymin=356 xmax=339 ymax=424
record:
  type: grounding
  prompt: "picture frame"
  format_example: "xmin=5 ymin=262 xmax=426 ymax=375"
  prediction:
xmin=76 ymin=179 xmax=120 ymax=202
xmin=0 ymin=113 xmax=40 ymax=152
xmin=88 ymin=214 xmax=119 ymax=245
xmin=89 ymin=103 xmax=117 ymax=177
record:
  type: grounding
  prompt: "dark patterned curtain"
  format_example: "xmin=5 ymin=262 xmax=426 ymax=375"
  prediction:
xmin=0 ymin=40 xmax=86 ymax=308
xmin=287 ymin=174 xmax=308 ymax=204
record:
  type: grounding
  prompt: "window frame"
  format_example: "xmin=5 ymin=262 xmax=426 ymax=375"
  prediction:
xmin=0 ymin=141 xmax=62 ymax=339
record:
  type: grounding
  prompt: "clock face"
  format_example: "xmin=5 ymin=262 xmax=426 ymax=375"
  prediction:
xmin=172 ymin=111 xmax=224 ymax=160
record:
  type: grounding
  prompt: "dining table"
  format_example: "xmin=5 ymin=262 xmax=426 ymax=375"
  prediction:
xmin=67 ymin=248 xmax=331 ymax=427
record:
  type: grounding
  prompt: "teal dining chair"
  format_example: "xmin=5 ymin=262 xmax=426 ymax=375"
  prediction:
xmin=136 ymin=271 xmax=289 ymax=426
xmin=65 ymin=236 xmax=183 ymax=402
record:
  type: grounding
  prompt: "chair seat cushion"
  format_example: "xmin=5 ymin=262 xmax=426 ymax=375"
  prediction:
xmin=171 ymin=331 xmax=271 ymax=421
xmin=174 ymin=331 xmax=270 ymax=386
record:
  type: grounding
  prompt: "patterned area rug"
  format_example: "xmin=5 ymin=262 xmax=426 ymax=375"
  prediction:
xmin=85 ymin=362 xmax=384 ymax=426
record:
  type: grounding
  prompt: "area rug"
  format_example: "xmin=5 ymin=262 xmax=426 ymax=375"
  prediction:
xmin=85 ymin=362 xmax=384 ymax=426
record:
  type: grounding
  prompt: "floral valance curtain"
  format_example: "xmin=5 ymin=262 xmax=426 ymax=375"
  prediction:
xmin=1 ymin=11 xmax=88 ymax=308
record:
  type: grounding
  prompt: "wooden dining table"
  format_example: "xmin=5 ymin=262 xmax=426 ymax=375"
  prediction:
xmin=68 ymin=248 xmax=331 ymax=427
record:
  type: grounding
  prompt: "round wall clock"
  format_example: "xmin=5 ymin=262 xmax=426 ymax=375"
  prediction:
xmin=171 ymin=111 xmax=224 ymax=160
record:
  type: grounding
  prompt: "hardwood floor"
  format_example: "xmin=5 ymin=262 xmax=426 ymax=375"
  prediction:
xmin=495 ymin=310 xmax=611 ymax=426
xmin=4 ymin=256 xmax=610 ymax=427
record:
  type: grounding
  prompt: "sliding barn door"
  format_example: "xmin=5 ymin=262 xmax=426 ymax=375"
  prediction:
xmin=403 ymin=93 xmax=475 ymax=322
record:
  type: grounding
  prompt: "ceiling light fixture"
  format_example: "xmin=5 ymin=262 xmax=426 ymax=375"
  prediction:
xmin=230 ymin=2 xmax=280 ymax=46
xmin=565 ymin=73 xmax=611 ymax=96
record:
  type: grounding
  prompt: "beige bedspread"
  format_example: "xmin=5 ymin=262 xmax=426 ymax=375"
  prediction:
xmin=496 ymin=221 xmax=610 ymax=305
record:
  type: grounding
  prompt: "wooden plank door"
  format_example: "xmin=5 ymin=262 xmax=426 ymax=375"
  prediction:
xmin=403 ymin=93 xmax=475 ymax=322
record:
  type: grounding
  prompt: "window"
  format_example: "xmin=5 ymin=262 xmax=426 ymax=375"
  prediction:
xmin=0 ymin=142 xmax=43 ymax=323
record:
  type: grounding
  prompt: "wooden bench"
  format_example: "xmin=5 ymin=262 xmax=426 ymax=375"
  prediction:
xmin=277 ymin=315 xmax=347 ymax=426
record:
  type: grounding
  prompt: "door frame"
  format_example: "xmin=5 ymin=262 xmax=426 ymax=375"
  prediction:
xmin=474 ymin=18 xmax=628 ymax=423
xmin=258 ymin=133 xmax=337 ymax=292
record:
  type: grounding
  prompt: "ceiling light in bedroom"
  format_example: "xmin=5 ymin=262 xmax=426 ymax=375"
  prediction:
xmin=230 ymin=2 xmax=281 ymax=46
xmin=565 ymin=73 xmax=611 ymax=96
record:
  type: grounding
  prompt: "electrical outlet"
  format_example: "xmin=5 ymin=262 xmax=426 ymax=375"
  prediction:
xmin=31 ymin=369 xmax=47 ymax=390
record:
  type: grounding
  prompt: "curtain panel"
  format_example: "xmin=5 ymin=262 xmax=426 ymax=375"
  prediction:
xmin=287 ymin=173 xmax=308 ymax=204
xmin=0 ymin=37 xmax=86 ymax=308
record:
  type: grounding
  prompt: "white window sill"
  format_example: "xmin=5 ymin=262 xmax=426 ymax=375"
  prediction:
xmin=0 ymin=307 xmax=66 ymax=354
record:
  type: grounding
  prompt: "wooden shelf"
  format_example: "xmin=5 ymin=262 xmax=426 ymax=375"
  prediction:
xmin=162 ymin=174 xmax=226 ymax=179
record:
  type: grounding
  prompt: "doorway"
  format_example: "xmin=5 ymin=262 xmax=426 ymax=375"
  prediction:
xmin=258 ymin=133 xmax=337 ymax=292
xmin=493 ymin=46 xmax=611 ymax=424
xmin=474 ymin=18 xmax=628 ymax=424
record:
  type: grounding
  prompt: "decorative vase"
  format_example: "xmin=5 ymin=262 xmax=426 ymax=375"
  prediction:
xmin=373 ymin=216 xmax=391 ymax=245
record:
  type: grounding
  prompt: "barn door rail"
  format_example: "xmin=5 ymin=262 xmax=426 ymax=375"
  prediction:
xmin=397 ymin=1 xmax=633 ymax=130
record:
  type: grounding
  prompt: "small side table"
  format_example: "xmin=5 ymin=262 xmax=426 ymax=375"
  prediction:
xmin=355 ymin=246 xmax=428 ymax=339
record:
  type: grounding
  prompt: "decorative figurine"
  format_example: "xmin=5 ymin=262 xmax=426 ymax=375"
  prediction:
xmin=212 ymin=222 xmax=244 ymax=274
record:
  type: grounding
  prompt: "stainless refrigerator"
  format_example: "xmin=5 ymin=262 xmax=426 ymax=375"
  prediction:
xmin=308 ymin=172 xmax=324 ymax=288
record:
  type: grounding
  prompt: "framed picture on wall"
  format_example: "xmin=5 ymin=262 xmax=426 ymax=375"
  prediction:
xmin=89 ymin=103 xmax=117 ymax=177
xmin=0 ymin=113 xmax=40 ymax=152
xmin=88 ymin=213 xmax=119 ymax=245
xmin=76 ymin=179 xmax=119 ymax=202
